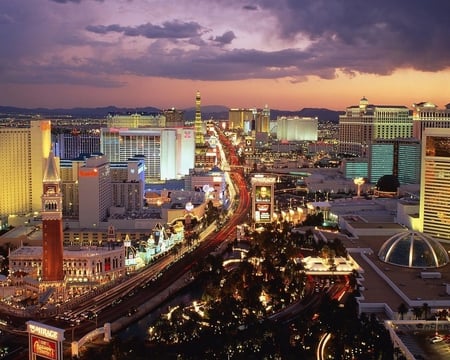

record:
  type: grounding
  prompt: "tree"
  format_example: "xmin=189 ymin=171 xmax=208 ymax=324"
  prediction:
xmin=376 ymin=174 xmax=400 ymax=193
xmin=397 ymin=303 xmax=408 ymax=320
xmin=422 ymin=302 xmax=431 ymax=320
xmin=412 ymin=307 xmax=423 ymax=320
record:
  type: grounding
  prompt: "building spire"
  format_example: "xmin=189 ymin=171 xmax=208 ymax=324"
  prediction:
xmin=43 ymin=151 xmax=60 ymax=182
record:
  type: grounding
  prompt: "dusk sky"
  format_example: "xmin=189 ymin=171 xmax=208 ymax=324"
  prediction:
xmin=1 ymin=0 xmax=449 ymax=111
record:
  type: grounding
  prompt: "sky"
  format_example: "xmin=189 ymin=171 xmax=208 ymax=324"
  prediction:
xmin=0 ymin=0 xmax=449 ymax=111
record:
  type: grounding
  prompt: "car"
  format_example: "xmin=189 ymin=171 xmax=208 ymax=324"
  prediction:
xmin=429 ymin=335 xmax=443 ymax=343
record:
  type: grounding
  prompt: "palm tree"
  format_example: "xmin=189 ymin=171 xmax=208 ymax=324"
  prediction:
xmin=422 ymin=302 xmax=431 ymax=320
xmin=397 ymin=303 xmax=408 ymax=320
xmin=412 ymin=307 xmax=423 ymax=320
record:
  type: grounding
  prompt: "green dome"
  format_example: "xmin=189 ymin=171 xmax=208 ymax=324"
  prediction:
xmin=378 ymin=231 xmax=449 ymax=268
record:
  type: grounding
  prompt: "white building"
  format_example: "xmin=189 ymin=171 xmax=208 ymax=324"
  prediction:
xmin=78 ymin=155 xmax=112 ymax=228
xmin=276 ymin=116 xmax=318 ymax=142
xmin=101 ymin=127 xmax=195 ymax=181
xmin=413 ymin=102 xmax=450 ymax=140
xmin=419 ymin=128 xmax=450 ymax=240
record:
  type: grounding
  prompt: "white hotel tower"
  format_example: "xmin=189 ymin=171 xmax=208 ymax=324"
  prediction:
xmin=420 ymin=128 xmax=450 ymax=240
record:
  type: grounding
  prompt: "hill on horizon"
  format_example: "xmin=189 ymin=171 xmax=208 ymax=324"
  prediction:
xmin=0 ymin=105 xmax=343 ymax=123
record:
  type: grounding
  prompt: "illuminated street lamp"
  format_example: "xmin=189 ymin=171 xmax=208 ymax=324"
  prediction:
xmin=353 ymin=177 xmax=365 ymax=197
xmin=435 ymin=315 xmax=439 ymax=336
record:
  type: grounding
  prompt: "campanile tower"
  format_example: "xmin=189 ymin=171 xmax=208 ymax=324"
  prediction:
xmin=41 ymin=151 xmax=64 ymax=281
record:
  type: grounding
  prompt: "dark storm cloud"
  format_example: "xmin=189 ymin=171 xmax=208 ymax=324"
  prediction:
xmin=2 ymin=0 xmax=450 ymax=88
xmin=209 ymin=31 xmax=236 ymax=46
xmin=251 ymin=0 xmax=450 ymax=74
xmin=109 ymin=47 xmax=318 ymax=81
xmin=86 ymin=20 xmax=205 ymax=39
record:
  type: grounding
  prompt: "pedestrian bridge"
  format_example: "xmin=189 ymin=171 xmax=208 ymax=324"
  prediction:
xmin=71 ymin=323 xmax=112 ymax=357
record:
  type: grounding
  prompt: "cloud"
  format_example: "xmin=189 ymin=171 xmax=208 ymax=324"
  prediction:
xmin=1 ymin=0 xmax=450 ymax=90
xmin=209 ymin=31 xmax=236 ymax=46
xmin=252 ymin=0 xmax=450 ymax=73
xmin=86 ymin=20 xmax=205 ymax=39
xmin=49 ymin=0 xmax=104 ymax=3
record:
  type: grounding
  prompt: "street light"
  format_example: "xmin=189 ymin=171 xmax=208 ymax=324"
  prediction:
xmin=435 ymin=315 xmax=439 ymax=336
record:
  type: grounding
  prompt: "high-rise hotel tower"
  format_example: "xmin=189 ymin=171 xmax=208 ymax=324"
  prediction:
xmin=420 ymin=128 xmax=450 ymax=240
xmin=339 ymin=97 xmax=412 ymax=156
xmin=41 ymin=151 xmax=64 ymax=281
xmin=0 ymin=120 xmax=51 ymax=218
xmin=195 ymin=90 xmax=204 ymax=146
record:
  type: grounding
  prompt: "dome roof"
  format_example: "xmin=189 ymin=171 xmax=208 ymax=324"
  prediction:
xmin=378 ymin=231 xmax=449 ymax=268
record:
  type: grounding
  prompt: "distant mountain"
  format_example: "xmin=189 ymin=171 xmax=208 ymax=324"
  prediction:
xmin=0 ymin=105 xmax=162 ymax=118
xmin=0 ymin=105 xmax=342 ymax=122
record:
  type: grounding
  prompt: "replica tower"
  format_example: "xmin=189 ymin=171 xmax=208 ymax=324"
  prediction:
xmin=41 ymin=151 xmax=64 ymax=281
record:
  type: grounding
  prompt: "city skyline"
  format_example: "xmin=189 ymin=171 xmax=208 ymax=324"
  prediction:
xmin=0 ymin=1 xmax=449 ymax=110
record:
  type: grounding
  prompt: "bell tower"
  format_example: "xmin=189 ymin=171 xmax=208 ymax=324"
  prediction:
xmin=41 ymin=151 xmax=64 ymax=281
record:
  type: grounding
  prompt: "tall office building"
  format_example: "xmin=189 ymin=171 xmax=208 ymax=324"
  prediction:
xmin=420 ymin=128 xmax=450 ymax=240
xmin=0 ymin=119 xmax=51 ymax=217
xmin=78 ymin=155 xmax=113 ymax=228
xmin=276 ymin=116 xmax=318 ymax=142
xmin=412 ymin=102 xmax=450 ymax=140
xmin=195 ymin=91 xmax=204 ymax=146
xmin=41 ymin=151 xmax=64 ymax=282
xmin=339 ymin=97 xmax=412 ymax=156
xmin=369 ymin=139 xmax=421 ymax=184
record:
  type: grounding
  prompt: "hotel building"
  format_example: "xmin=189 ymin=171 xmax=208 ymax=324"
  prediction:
xmin=276 ymin=116 xmax=318 ymax=142
xmin=369 ymin=139 xmax=421 ymax=185
xmin=78 ymin=155 xmax=113 ymax=229
xmin=54 ymin=130 xmax=100 ymax=160
xmin=101 ymin=127 xmax=195 ymax=182
xmin=412 ymin=101 xmax=450 ymax=140
xmin=0 ymin=120 xmax=51 ymax=219
xmin=419 ymin=128 xmax=450 ymax=240
xmin=339 ymin=97 xmax=412 ymax=156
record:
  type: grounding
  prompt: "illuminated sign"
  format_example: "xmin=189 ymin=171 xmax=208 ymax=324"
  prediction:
xmin=255 ymin=185 xmax=271 ymax=203
xmin=27 ymin=321 xmax=64 ymax=360
xmin=29 ymin=324 xmax=59 ymax=341
xmin=256 ymin=203 xmax=271 ymax=223
xmin=79 ymin=168 xmax=98 ymax=177
xmin=32 ymin=336 xmax=57 ymax=360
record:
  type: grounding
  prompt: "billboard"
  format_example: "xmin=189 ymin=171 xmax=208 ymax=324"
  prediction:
xmin=27 ymin=321 xmax=64 ymax=360
xmin=254 ymin=185 xmax=272 ymax=223
xmin=255 ymin=185 xmax=271 ymax=203
xmin=31 ymin=336 xmax=57 ymax=360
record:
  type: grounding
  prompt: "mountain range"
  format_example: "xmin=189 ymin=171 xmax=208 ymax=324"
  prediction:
xmin=0 ymin=105 xmax=343 ymax=123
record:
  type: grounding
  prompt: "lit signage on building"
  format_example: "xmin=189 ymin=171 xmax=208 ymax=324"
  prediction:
xmin=27 ymin=321 xmax=64 ymax=360
xmin=29 ymin=324 xmax=59 ymax=341
xmin=31 ymin=336 xmax=57 ymax=359
xmin=79 ymin=168 xmax=98 ymax=177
